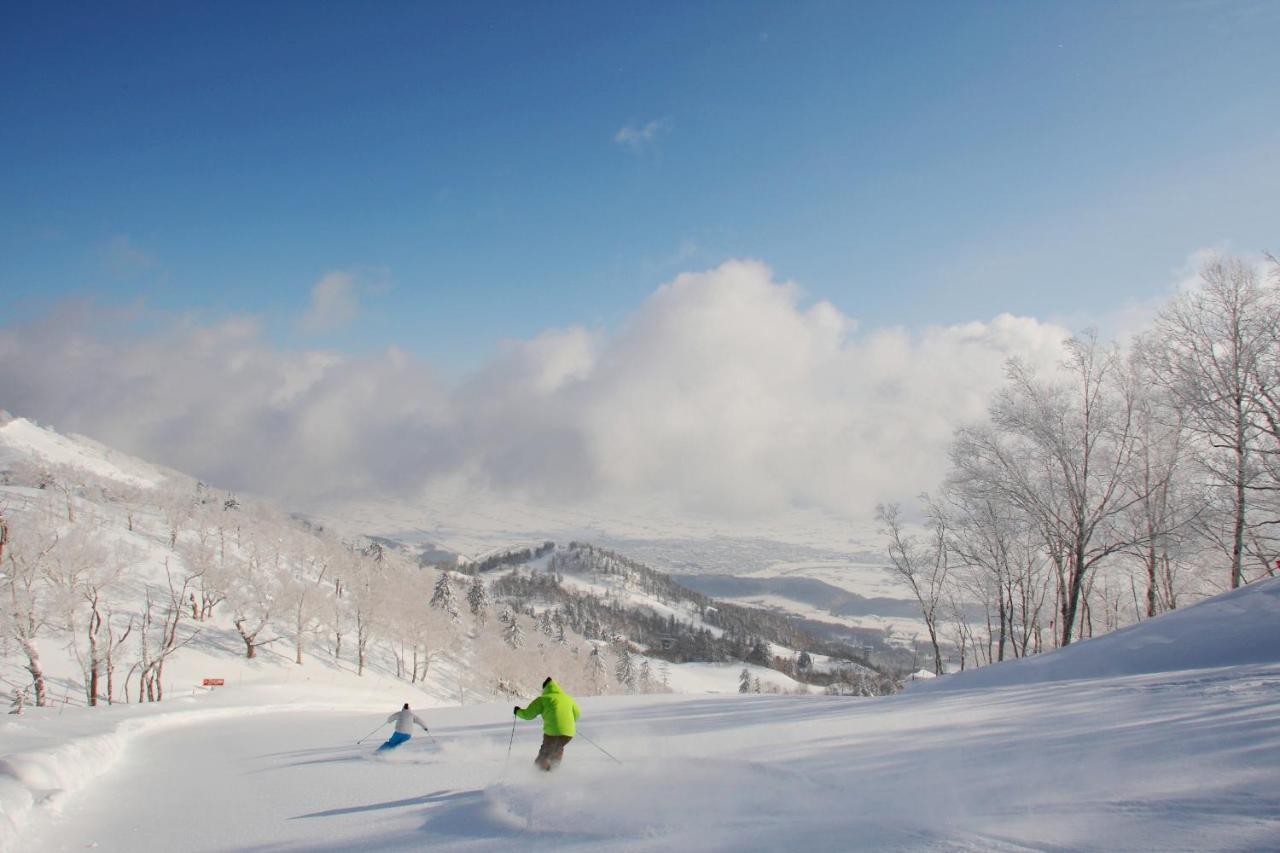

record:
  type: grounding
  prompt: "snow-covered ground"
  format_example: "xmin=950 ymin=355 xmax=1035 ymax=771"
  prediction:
xmin=0 ymin=417 xmax=165 ymax=489
xmin=7 ymin=580 xmax=1279 ymax=851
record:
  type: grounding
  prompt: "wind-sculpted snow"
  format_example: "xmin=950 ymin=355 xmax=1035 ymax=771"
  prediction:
xmin=912 ymin=577 xmax=1280 ymax=694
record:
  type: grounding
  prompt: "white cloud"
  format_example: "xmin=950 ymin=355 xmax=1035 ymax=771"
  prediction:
xmin=102 ymin=236 xmax=158 ymax=280
xmin=300 ymin=271 xmax=361 ymax=334
xmin=1068 ymin=248 xmax=1279 ymax=344
xmin=0 ymin=262 xmax=1074 ymax=517
xmin=614 ymin=117 xmax=671 ymax=152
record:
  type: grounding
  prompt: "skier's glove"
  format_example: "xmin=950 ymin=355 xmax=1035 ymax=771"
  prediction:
xmin=513 ymin=705 xmax=520 ymax=715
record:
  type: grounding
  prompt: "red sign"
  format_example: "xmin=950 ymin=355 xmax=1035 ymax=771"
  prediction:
xmin=202 ymin=678 xmax=225 ymax=687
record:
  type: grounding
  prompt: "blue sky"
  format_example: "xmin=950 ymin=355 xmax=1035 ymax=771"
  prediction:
xmin=3 ymin=1 xmax=1278 ymax=373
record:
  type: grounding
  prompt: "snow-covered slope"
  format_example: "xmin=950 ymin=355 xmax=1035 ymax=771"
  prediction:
xmin=12 ymin=661 xmax=1280 ymax=851
xmin=912 ymin=576 xmax=1280 ymax=694
xmin=0 ymin=417 xmax=167 ymax=489
xmin=4 ymin=578 xmax=1278 ymax=851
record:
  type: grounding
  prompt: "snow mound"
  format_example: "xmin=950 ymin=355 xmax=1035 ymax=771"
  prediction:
xmin=914 ymin=577 xmax=1280 ymax=693
xmin=0 ymin=418 xmax=165 ymax=489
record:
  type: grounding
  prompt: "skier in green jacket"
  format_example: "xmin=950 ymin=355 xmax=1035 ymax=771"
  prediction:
xmin=514 ymin=677 xmax=581 ymax=771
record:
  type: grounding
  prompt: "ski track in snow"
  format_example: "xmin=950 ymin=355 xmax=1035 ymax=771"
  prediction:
xmin=12 ymin=664 xmax=1280 ymax=852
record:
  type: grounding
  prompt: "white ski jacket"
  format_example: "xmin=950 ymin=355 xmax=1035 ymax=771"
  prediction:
xmin=388 ymin=708 xmax=428 ymax=734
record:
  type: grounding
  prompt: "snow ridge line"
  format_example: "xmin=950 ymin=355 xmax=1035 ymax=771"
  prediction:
xmin=0 ymin=701 xmax=370 ymax=852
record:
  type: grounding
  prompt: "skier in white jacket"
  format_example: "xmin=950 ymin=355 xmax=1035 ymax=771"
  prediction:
xmin=377 ymin=703 xmax=429 ymax=752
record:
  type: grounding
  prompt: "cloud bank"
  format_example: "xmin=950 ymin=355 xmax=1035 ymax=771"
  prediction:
xmin=0 ymin=261 xmax=1071 ymax=518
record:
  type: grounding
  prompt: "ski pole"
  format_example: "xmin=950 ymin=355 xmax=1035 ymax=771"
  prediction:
xmin=495 ymin=715 xmax=519 ymax=783
xmin=575 ymin=729 xmax=622 ymax=765
xmin=357 ymin=721 xmax=386 ymax=744
xmin=422 ymin=725 xmax=441 ymax=748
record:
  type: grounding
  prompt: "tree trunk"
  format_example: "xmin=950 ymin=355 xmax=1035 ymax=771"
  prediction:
xmin=1060 ymin=542 xmax=1087 ymax=647
xmin=20 ymin=638 xmax=48 ymax=707
xmin=1232 ymin=433 xmax=1246 ymax=588
xmin=925 ymin=619 xmax=943 ymax=675
xmin=239 ymin=625 xmax=257 ymax=658
xmin=87 ymin=609 xmax=101 ymax=707
xmin=996 ymin=590 xmax=1008 ymax=662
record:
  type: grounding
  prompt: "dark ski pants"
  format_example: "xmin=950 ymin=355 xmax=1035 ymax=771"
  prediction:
xmin=535 ymin=734 xmax=572 ymax=770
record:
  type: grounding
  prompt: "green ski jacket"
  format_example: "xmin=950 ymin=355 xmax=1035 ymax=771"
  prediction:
xmin=516 ymin=680 xmax=581 ymax=736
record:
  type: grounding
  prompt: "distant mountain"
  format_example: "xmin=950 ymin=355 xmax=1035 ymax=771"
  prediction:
xmin=674 ymin=573 xmax=923 ymax=620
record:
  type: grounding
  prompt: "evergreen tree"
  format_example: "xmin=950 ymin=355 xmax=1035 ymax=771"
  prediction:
xmin=752 ymin=676 xmax=762 ymax=694
xmin=614 ymin=645 xmax=635 ymax=690
xmin=467 ymin=576 xmax=489 ymax=625
xmin=739 ymin=668 xmax=752 ymax=694
xmin=430 ymin=571 xmax=459 ymax=619
xmin=502 ymin=609 xmax=524 ymax=649
xmin=639 ymin=659 xmax=652 ymax=692
xmin=589 ymin=645 xmax=607 ymax=688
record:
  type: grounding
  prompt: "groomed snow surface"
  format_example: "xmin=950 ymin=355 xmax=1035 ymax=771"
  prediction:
xmin=5 ymin=581 xmax=1280 ymax=852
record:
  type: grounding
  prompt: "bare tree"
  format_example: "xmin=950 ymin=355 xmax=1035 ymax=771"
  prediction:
xmin=1116 ymin=354 xmax=1199 ymax=617
xmin=103 ymin=609 xmax=134 ymax=704
xmin=44 ymin=523 xmax=120 ymax=706
xmin=876 ymin=500 xmax=950 ymax=674
xmin=1 ymin=503 xmax=59 ymax=706
xmin=941 ymin=481 xmax=1029 ymax=663
xmin=280 ymin=533 xmax=331 ymax=665
xmin=1142 ymin=257 xmax=1275 ymax=588
xmin=1244 ymin=254 xmax=1280 ymax=571
xmin=952 ymin=332 xmax=1143 ymax=646
xmin=137 ymin=558 xmax=200 ymax=701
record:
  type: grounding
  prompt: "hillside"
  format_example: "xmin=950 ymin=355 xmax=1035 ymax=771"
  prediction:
xmin=0 ymin=416 xmax=881 ymax=712
xmin=0 ymin=417 xmax=600 ymax=713
xmin=911 ymin=576 xmax=1280 ymax=693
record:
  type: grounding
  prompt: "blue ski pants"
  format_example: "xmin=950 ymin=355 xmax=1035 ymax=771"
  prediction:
xmin=377 ymin=732 xmax=411 ymax=752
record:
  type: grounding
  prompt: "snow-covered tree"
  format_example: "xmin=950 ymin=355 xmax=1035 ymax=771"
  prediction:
xmin=1142 ymin=256 xmax=1279 ymax=589
xmin=430 ymin=570 xmax=459 ymax=619
xmin=614 ymin=644 xmax=634 ymax=690
xmin=0 ymin=500 xmax=60 ymax=706
xmin=876 ymin=500 xmax=950 ymax=674
xmin=45 ymin=521 xmax=121 ymax=706
xmin=589 ymin=645 xmax=607 ymax=690
xmin=950 ymin=332 xmax=1143 ymax=647
xmin=227 ymin=529 xmax=280 ymax=660
xmin=739 ymin=667 xmax=752 ymax=694
xmin=502 ymin=609 xmax=525 ymax=649
xmin=467 ymin=575 xmax=489 ymax=625
xmin=135 ymin=557 xmax=201 ymax=702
